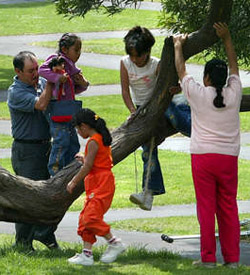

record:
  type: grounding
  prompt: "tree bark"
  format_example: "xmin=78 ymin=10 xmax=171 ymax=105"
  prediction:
xmin=0 ymin=161 xmax=83 ymax=224
xmin=1 ymin=0 xmax=250 ymax=225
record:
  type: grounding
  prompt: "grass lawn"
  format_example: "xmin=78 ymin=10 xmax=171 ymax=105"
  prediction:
xmin=0 ymin=2 xmax=160 ymax=36
xmin=3 ymin=234 xmax=248 ymax=275
xmin=0 ymin=134 xmax=12 ymax=148
xmin=111 ymin=213 xmax=250 ymax=234
xmin=0 ymin=232 xmax=250 ymax=274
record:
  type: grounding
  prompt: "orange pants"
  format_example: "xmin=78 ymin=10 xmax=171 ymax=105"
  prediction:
xmin=77 ymin=170 xmax=115 ymax=244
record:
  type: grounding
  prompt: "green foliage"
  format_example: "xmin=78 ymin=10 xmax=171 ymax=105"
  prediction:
xmin=160 ymin=0 xmax=250 ymax=67
xmin=53 ymin=0 xmax=140 ymax=17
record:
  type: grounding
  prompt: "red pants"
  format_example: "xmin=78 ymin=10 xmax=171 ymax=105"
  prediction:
xmin=77 ymin=170 xmax=115 ymax=244
xmin=191 ymin=154 xmax=240 ymax=263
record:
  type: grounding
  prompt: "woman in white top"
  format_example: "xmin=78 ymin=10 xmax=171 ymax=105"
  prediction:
xmin=173 ymin=23 xmax=241 ymax=268
xmin=120 ymin=26 xmax=191 ymax=211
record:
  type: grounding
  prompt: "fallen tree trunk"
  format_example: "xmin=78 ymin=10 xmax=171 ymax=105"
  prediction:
xmin=1 ymin=0 xmax=250 ymax=225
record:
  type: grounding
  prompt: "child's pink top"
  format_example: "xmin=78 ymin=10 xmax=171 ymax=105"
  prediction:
xmin=181 ymin=74 xmax=242 ymax=156
xmin=39 ymin=53 xmax=87 ymax=100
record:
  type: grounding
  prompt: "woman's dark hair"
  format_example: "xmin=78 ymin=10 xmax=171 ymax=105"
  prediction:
xmin=72 ymin=108 xmax=112 ymax=146
xmin=48 ymin=56 xmax=65 ymax=70
xmin=58 ymin=33 xmax=81 ymax=53
xmin=204 ymin=58 xmax=228 ymax=108
xmin=124 ymin=26 xmax=155 ymax=56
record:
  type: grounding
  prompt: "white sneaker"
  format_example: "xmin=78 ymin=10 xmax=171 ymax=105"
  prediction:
xmin=129 ymin=190 xmax=153 ymax=211
xmin=68 ymin=252 xmax=94 ymax=266
xmin=100 ymin=240 xmax=126 ymax=263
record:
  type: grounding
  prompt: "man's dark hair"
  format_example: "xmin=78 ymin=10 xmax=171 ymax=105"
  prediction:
xmin=13 ymin=51 xmax=36 ymax=71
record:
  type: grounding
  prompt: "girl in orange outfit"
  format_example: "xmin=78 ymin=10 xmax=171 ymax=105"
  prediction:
xmin=67 ymin=108 xmax=125 ymax=266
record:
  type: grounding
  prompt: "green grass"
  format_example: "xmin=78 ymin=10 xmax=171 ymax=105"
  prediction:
xmin=111 ymin=213 xmax=250 ymax=234
xmin=0 ymin=233 xmax=250 ymax=274
xmin=0 ymin=2 xmax=160 ymax=36
xmin=1 ymin=149 xmax=250 ymax=212
xmin=0 ymin=134 xmax=13 ymax=148
xmin=0 ymin=234 xmax=225 ymax=275
xmin=0 ymin=159 xmax=13 ymax=174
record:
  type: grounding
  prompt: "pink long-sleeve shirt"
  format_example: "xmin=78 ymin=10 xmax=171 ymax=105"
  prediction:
xmin=39 ymin=53 xmax=87 ymax=100
xmin=181 ymin=74 xmax=242 ymax=156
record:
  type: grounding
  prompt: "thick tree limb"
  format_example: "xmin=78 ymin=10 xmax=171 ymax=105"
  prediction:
xmin=0 ymin=161 xmax=83 ymax=224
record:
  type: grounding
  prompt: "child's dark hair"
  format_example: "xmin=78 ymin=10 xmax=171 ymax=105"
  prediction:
xmin=58 ymin=33 xmax=81 ymax=53
xmin=204 ymin=58 xmax=228 ymax=108
xmin=124 ymin=26 xmax=155 ymax=56
xmin=72 ymin=108 xmax=112 ymax=146
xmin=48 ymin=56 xmax=65 ymax=70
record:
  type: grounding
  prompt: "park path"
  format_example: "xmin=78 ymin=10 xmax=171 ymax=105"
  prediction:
xmin=1 ymin=0 xmax=250 ymax=267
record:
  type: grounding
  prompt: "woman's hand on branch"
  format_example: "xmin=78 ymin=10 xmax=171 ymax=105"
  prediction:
xmin=173 ymin=33 xmax=188 ymax=47
xmin=213 ymin=22 xmax=230 ymax=41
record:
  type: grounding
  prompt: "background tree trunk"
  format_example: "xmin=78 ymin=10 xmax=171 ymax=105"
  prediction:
xmin=1 ymin=0 xmax=250 ymax=225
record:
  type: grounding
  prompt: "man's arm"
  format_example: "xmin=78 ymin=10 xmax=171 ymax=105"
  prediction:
xmin=173 ymin=34 xmax=188 ymax=82
xmin=213 ymin=22 xmax=238 ymax=76
xmin=34 ymin=81 xmax=53 ymax=111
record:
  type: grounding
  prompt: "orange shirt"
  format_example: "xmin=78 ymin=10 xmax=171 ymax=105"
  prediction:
xmin=85 ymin=133 xmax=113 ymax=172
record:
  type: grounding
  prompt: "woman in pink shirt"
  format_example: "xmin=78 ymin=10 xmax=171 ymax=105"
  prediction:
xmin=173 ymin=23 xmax=242 ymax=269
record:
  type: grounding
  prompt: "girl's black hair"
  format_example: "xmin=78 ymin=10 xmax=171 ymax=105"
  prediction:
xmin=48 ymin=56 xmax=65 ymax=70
xmin=58 ymin=33 xmax=81 ymax=53
xmin=124 ymin=26 xmax=155 ymax=56
xmin=204 ymin=58 xmax=228 ymax=108
xmin=72 ymin=108 xmax=112 ymax=146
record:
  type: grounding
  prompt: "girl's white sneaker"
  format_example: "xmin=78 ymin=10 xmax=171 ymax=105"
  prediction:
xmin=100 ymin=240 xmax=126 ymax=263
xmin=68 ymin=252 xmax=94 ymax=266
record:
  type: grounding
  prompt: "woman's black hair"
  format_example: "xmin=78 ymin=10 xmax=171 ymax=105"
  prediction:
xmin=124 ymin=26 xmax=155 ymax=56
xmin=204 ymin=58 xmax=228 ymax=108
xmin=58 ymin=33 xmax=81 ymax=53
xmin=72 ymin=108 xmax=112 ymax=146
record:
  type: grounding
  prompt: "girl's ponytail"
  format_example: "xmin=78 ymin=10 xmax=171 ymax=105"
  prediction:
xmin=95 ymin=117 xmax=112 ymax=146
xmin=72 ymin=108 xmax=112 ymax=146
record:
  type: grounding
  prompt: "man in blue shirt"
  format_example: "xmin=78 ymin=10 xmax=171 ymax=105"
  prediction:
xmin=8 ymin=51 xmax=59 ymax=252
